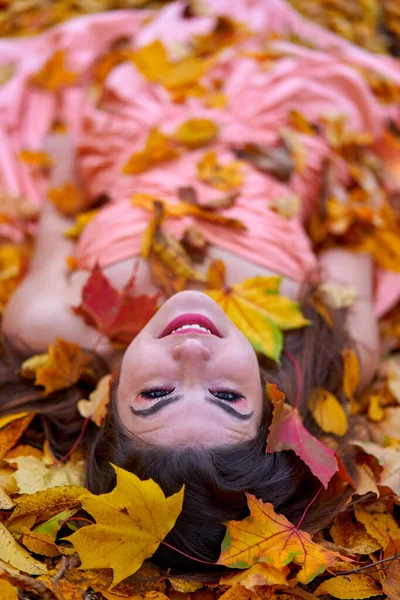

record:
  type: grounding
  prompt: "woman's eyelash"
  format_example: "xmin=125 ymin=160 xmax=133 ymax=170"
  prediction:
xmin=140 ymin=389 xmax=175 ymax=399
xmin=140 ymin=389 xmax=244 ymax=402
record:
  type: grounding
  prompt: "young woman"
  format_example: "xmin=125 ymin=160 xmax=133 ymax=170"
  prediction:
xmin=0 ymin=0 xmax=395 ymax=575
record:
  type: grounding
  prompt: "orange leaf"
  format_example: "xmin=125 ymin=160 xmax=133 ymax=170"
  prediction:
xmin=48 ymin=182 xmax=85 ymax=217
xmin=34 ymin=338 xmax=91 ymax=395
xmin=19 ymin=149 xmax=52 ymax=169
xmin=31 ymin=50 xmax=77 ymax=92
xmin=220 ymin=562 xmax=290 ymax=590
xmin=218 ymin=494 xmax=350 ymax=584
xmin=173 ymin=118 xmax=218 ymax=149
xmin=0 ymin=415 xmax=34 ymax=461
xmin=122 ymin=128 xmax=180 ymax=175
xmin=197 ymin=151 xmax=244 ymax=191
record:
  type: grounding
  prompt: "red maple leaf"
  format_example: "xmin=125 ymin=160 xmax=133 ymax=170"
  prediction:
xmin=74 ymin=263 xmax=160 ymax=345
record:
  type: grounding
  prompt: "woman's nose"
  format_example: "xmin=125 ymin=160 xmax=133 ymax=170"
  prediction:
xmin=172 ymin=338 xmax=211 ymax=362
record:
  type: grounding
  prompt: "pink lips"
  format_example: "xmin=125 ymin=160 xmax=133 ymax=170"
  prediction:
xmin=159 ymin=313 xmax=223 ymax=338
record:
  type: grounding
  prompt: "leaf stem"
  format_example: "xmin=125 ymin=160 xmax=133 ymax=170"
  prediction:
xmin=295 ymin=483 xmax=323 ymax=530
xmin=55 ymin=416 xmax=90 ymax=464
xmin=160 ymin=540 xmax=217 ymax=565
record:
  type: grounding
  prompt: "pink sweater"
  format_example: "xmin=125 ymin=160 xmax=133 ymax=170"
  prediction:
xmin=1 ymin=0 xmax=400 ymax=313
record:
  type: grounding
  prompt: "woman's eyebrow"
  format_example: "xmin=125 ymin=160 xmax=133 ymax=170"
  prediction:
xmin=130 ymin=395 xmax=254 ymax=420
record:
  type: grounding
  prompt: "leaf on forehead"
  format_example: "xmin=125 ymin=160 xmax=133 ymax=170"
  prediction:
xmin=73 ymin=263 xmax=159 ymax=345
xmin=197 ymin=151 xmax=244 ymax=191
xmin=220 ymin=562 xmax=290 ymax=590
xmin=0 ymin=415 xmax=35 ymax=461
xmin=266 ymin=389 xmax=338 ymax=488
xmin=351 ymin=441 xmax=400 ymax=496
xmin=77 ymin=374 xmax=112 ymax=426
xmin=178 ymin=186 xmax=238 ymax=211
xmin=288 ymin=109 xmax=316 ymax=135
xmin=4 ymin=455 xmax=85 ymax=495
xmin=308 ymin=389 xmax=348 ymax=436
xmin=0 ymin=523 xmax=47 ymax=575
xmin=233 ymin=142 xmax=294 ymax=182
xmin=48 ymin=182 xmax=86 ymax=217
xmin=93 ymin=46 xmax=135 ymax=87
xmin=206 ymin=266 xmax=308 ymax=361
xmin=22 ymin=338 xmax=91 ymax=395
xmin=122 ymin=128 xmax=180 ymax=175
xmin=173 ymin=118 xmax=218 ymax=149
xmin=218 ymin=494 xmax=350 ymax=584
xmin=181 ymin=225 xmax=208 ymax=264
xmin=19 ymin=149 xmax=52 ymax=169
xmin=63 ymin=209 xmax=99 ymax=239
xmin=66 ymin=463 xmax=184 ymax=587
xmin=31 ymin=50 xmax=77 ymax=92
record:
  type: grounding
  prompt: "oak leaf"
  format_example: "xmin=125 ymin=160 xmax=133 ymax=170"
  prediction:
xmin=173 ymin=118 xmax=218 ymax=149
xmin=73 ymin=263 xmax=159 ymax=345
xmin=31 ymin=50 xmax=77 ymax=91
xmin=123 ymin=128 xmax=180 ymax=175
xmin=197 ymin=151 xmax=244 ymax=191
xmin=206 ymin=261 xmax=308 ymax=361
xmin=77 ymin=374 xmax=112 ymax=426
xmin=0 ymin=523 xmax=46 ymax=575
xmin=314 ymin=574 xmax=382 ymax=598
xmin=352 ymin=441 xmax=400 ymax=496
xmin=266 ymin=384 xmax=338 ymax=487
xmin=25 ymin=338 xmax=91 ymax=395
xmin=217 ymin=494 xmax=348 ymax=584
xmin=308 ymin=388 xmax=348 ymax=436
xmin=67 ymin=463 xmax=184 ymax=586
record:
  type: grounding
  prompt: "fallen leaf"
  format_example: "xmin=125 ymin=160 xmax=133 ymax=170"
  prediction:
xmin=19 ymin=150 xmax=52 ymax=169
xmin=178 ymin=186 xmax=238 ymax=211
xmin=66 ymin=463 xmax=184 ymax=586
xmin=0 ymin=523 xmax=46 ymax=575
xmin=77 ymin=374 xmax=112 ymax=426
xmin=234 ymin=142 xmax=294 ymax=181
xmin=63 ymin=209 xmax=99 ymax=239
xmin=0 ymin=578 xmax=18 ymax=600
xmin=173 ymin=118 xmax=218 ymax=148
xmin=318 ymin=283 xmax=356 ymax=310
xmin=206 ymin=262 xmax=308 ymax=361
xmin=123 ymin=128 xmax=180 ymax=175
xmin=353 ymin=463 xmax=380 ymax=498
xmin=368 ymin=394 xmax=385 ymax=422
xmin=24 ymin=338 xmax=91 ymax=395
xmin=31 ymin=50 xmax=77 ymax=91
xmin=33 ymin=508 xmax=78 ymax=540
xmin=169 ymin=578 xmax=204 ymax=593
xmin=0 ymin=415 xmax=35 ymax=461
xmin=0 ymin=63 xmax=15 ymax=86
xmin=314 ymin=574 xmax=382 ymax=598
xmin=220 ymin=562 xmax=290 ymax=590
xmin=288 ymin=110 xmax=316 ymax=135
xmin=330 ymin=512 xmax=382 ymax=554
xmin=217 ymin=493 xmax=348 ymax=584
xmin=181 ymin=225 xmax=208 ymax=264
xmin=380 ymin=538 xmax=400 ymax=600
xmin=218 ymin=584 xmax=252 ymax=600
xmin=270 ymin=194 xmax=300 ymax=218
xmin=342 ymin=349 xmax=360 ymax=415
xmin=40 ymin=579 xmax=85 ymax=600
xmin=197 ymin=151 xmax=244 ymax=191
xmin=308 ymin=388 xmax=348 ymax=436
xmin=21 ymin=528 xmax=60 ymax=557
xmin=352 ymin=441 xmax=400 ymax=495
xmin=353 ymin=505 xmax=400 ymax=548
xmin=48 ymin=182 xmax=85 ymax=217
xmin=0 ymin=413 xmax=29 ymax=430
xmin=266 ymin=387 xmax=338 ymax=488
xmin=4 ymin=455 xmax=84 ymax=494
xmin=73 ymin=263 xmax=159 ymax=345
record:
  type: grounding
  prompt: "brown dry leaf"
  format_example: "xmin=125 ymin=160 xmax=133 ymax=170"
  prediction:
xmin=173 ymin=118 xmax=218 ymax=149
xmin=354 ymin=504 xmax=400 ymax=547
xmin=234 ymin=142 xmax=294 ymax=181
xmin=21 ymin=528 xmax=60 ymax=558
xmin=123 ymin=128 xmax=180 ymax=175
xmin=31 ymin=50 xmax=77 ymax=91
xmin=0 ymin=578 xmax=18 ymax=600
xmin=28 ymin=338 xmax=90 ymax=395
xmin=288 ymin=109 xmax=316 ymax=135
xmin=77 ymin=374 xmax=112 ymax=426
xmin=330 ymin=512 xmax=382 ymax=554
xmin=19 ymin=149 xmax=52 ymax=169
xmin=169 ymin=578 xmax=204 ymax=593
xmin=218 ymin=584 xmax=252 ymax=600
xmin=42 ymin=578 xmax=85 ymax=600
xmin=178 ymin=186 xmax=238 ymax=211
xmin=149 ymin=256 xmax=187 ymax=297
xmin=48 ymin=182 xmax=85 ymax=217
xmin=0 ymin=415 xmax=34 ymax=461
xmin=0 ymin=523 xmax=46 ymax=576
xmin=342 ymin=349 xmax=360 ymax=414
xmin=0 ymin=412 xmax=29 ymax=430
xmin=314 ymin=573 xmax=382 ymax=598
xmin=197 ymin=151 xmax=244 ymax=190
xmin=353 ymin=441 xmax=400 ymax=496
xmin=4 ymin=454 xmax=85 ymax=494
xmin=181 ymin=225 xmax=208 ymax=264
xmin=6 ymin=485 xmax=85 ymax=533
xmin=353 ymin=463 xmax=380 ymax=498
xmin=220 ymin=562 xmax=290 ymax=590
xmin=308 ymin=388 xmax=348 ymax=436
xmin=379 ymin=538 xmax=400 ymax=600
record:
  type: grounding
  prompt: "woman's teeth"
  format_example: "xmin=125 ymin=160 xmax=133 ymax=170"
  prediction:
xmin=171 ymin=324 xmax=212 ymax=334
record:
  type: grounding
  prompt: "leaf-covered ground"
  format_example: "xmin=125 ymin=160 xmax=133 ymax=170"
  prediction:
xmin=1 ymin=1 xmax=400 ymax=599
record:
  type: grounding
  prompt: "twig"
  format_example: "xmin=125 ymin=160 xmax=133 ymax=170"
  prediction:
xmin=1 ymin=571 xmax=54 ymax=600
xmin=334 ymin=552 xmax=400 ymax=576
xmin=51 ymin=553 xmax=81 ymax=584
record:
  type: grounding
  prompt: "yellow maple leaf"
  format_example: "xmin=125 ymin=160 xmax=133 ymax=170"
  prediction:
xmin=48 ymin=182 xmax=85 ymax=217
xmin=308 ymin=388 xmax=348 ymax=436
xmin=31 ymin=50 xmax=77 ymax=92
xmin=123 ymin=128 xmax=180 ymax=175
xmin=218 ymin=493 xmax=348 ymax=584
xmin=205 ymin=260 xmax=309 ymax=361
xmin=173 ymin=118 xmax=218 ymax=149
xmin=67 ymin=463 xmax=184 ymax=586
xmin=29 ymin=338 xmax=90 ymax=395
xmin=197 ymin=151 xmax=244 ymax=191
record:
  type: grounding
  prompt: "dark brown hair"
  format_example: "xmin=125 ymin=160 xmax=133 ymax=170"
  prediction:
xmin=0 ymin=294 xmax=357 ymax=577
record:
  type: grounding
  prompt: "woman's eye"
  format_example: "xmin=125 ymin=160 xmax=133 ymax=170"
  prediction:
xmin=140 ymin=389 xmax=174 ymax=400
xmin=210 ymin=389 xmax=244 ymax=402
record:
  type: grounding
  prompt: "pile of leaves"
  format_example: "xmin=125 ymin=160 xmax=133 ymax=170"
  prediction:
xmin=1 ymin=3 xmax=400 ymax=600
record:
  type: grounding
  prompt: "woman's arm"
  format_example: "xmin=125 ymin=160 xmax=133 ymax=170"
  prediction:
xmin=319 ymin=248 xmax=379 ymax=391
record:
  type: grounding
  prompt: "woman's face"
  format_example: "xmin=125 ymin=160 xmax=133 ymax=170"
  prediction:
xmin=117 ymin=291 xmax=264 ymax=447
